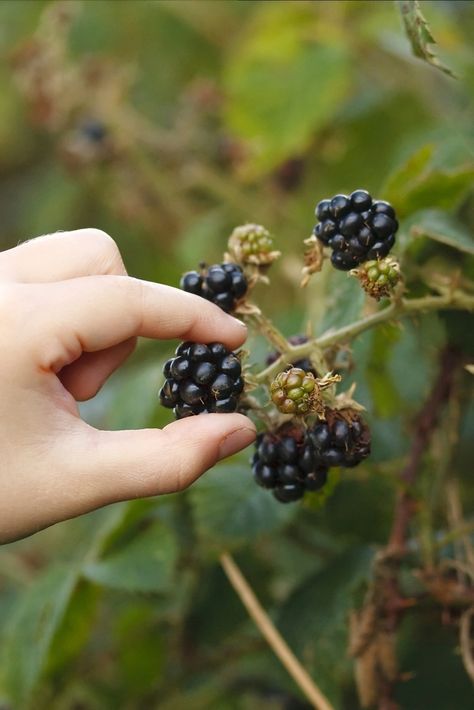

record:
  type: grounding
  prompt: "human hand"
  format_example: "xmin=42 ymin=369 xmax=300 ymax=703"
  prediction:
xmin=0 ymin=229 xmax=256 ymax=544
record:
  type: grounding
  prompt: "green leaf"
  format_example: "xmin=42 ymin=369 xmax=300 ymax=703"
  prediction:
xmin=278 ymin=546 xmax=374 ymax=704
xmin=410 ymin=209 xmax=474 ymax=255
xmin=398 ymin=0 xmax=457 ymax=79
xmin=224 ymin=4 xmax=350 ymax=177
xmin=83 ymin=521 xmax=178 ymax=592
xmin=0 ymin=565 xmax=78 ymax=707
xmin=383 ymin=150 xmax=474 ymax=218
xmin=383 ymin=144 xmax=435 ymax=202
xmin=189 ymin=464 xmax=296 ymax=549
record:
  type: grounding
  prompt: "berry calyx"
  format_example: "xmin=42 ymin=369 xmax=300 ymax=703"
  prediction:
xmin=180 ymin=262 xmax=248 ymax=313
xmin=351 ymin=257 xmax=401 ymax=300
xmin=160 ymin=342 xmax=244 ymax=418
xmin=313 ymin=190 xmax=398 ymax=271
xmin=227 ymin=223 xmax=281 ymax=267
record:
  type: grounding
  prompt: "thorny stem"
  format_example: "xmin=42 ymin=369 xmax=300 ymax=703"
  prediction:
xmin=220 ymin=551 xmax=336 ymax=710
xmin=247 ymin=310 xmax=292 ymax=354
xmin=255 ymin=291 xmax=474 ymax=384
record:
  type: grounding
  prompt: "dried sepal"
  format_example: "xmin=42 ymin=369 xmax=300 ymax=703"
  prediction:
xmin=301 ymin=234 xmax=325 ymax=287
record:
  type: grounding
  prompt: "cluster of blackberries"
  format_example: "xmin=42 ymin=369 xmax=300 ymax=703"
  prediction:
xmin=314 ymin=190 xmax=398 ymax=271
xmin=252 ymin=411 xmax=370 ymax=503
xmin=180 ymin=262 xmax=248 ymax=313
xmin=160 ymin=341 xmax=244 ymax=419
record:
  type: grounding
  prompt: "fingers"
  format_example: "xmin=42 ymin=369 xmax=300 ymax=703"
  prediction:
xmin=59 ymin=338 xmax=136 ymax=401
xmin=0 ymin=228 xmax=127 ymax=282
xmin=28 ymin=276 xmax=247 ymax=370
xmin=66 ymin=414 xmax=256 ymax=516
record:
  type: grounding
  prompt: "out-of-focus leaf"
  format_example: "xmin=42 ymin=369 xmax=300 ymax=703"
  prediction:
xmin=278 ymin=546 xmax=374 ymax=704
xmin=384 ymin=149 xmax=474 ymax=218
xmin=410 ymin=209 xmax=474 ymax=255
xmin=113 ymin=604 xmax=165 ymax=692
xmin=318 ymin=266 xmax=365 ymax=333
xmin=398 ymin=0 xmax=457 ymax=79
xmin=383 ymin=143 xmax=434 ymax=202
xmin=224 ymin=4 xmax=350 ymax=177
xmin=0 ymin=565 xmax=78 ymax=707
xmin=83 ymin=521 xmax=178 ymax=593
xmin=189 ymin=464 xmax=296 ymax=550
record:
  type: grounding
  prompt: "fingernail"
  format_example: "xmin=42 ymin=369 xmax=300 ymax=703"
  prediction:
xmin=218 ymin=426 xmax=256 ymax=460
xmin=230 ymin=316 xmax=247 ymax=329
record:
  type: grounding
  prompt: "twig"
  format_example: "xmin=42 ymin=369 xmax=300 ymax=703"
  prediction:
xmin=255 ymin=292 xmax=474 ymax=384
xmin=219 ymin=551 xmax=335 ymax=710
xmin=460 ymin=606 xmax=474 ymax=683
xmin=387 ymin=347 xmax=462 ymax=555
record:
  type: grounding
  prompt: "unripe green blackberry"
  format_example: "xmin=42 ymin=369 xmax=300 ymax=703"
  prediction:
xmin=352 ymin=257 xmax=401 ymax=300
xmin=270 ymin=368 xmax=317 ymax=415
xmin=270 ymin=368 xmax=340 ymax=417
xmin=227 ymin=223 xmax=280 ymax=267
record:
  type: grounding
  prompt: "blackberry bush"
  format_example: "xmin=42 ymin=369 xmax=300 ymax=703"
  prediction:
xmin=266 ymin=334 xmax=317 ymax=376
xmin=313 ymin=189 xmax=398 ymax=271
xmin=180 ymin=262 xmax=247 ymax=312
xmin=160 ymin=341 xmax=245 ymax=418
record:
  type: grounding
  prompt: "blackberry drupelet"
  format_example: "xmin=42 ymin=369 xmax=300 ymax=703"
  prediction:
xmin=180 ymin=262 xmax=248 ymax=313
xmin=160 ymin=341 xmax=245 ymax=418
xmin=314 ymin=190 xmax=398 ymax=271
xmin=251 ymin=425 xmax=328 ymax=503
xmin=308 ymin=409 xmax=371 ymax=468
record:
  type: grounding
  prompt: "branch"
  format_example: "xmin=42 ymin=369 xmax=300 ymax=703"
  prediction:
xmin=219 ymin=552 xmax=335 ymax=710
xmin=387 ymin=346 xmax=462 ymax=554
xmin=255 ymin=291 xmax=474 ymax=384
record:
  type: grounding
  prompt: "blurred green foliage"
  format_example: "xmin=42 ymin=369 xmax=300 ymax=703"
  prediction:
xmin=0 ymin=1 xmax=473 ymax=709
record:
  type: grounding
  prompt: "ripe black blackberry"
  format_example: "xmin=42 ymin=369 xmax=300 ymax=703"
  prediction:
xmin=160 ymin=341 xmax=245 ymax=418
xmin=252 ymin=424 xmax=329 ymax=503
xmin=266 ymin=335 xmax=317 ymax=376
xmin=180 ymin=262 xmax=248 ymax=313
xmin=308 ymin=409 xmax=371 ymax=468
xmin=313 ymin=190 xmax=398 ymax=271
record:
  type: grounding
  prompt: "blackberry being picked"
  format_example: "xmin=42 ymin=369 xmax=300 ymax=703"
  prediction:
xmin=252 ymin=424 xmax=329 ymax=503
xmin=313 ymin=190 xmax=398 ymax=271
xmin=180 ymin=262 xmax=248 ymax=313
xmin=309 ymin=409 xmax=371 ymax=468
xmin=160 ymin=341 xmax=245 ymax=418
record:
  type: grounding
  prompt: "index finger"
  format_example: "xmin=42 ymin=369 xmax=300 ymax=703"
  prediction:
xmin=28 ymin=276 xmax=248 ymax=367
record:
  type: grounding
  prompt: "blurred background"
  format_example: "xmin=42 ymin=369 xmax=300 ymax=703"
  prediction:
xmin=0 ymin=1 xmax=473 ymax=709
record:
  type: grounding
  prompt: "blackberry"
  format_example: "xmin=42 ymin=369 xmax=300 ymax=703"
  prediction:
xmin=180 ymin=262 xmax=248 ymax=313
xmin=160 ymin=341 xmax=244 ymax=418
xmin=266 ymin=335 xmax=317 ymax=376
xmin=251 ymin=424 xmax=328 ymax=503
xmin=313 ymin=190 xmax=398 ymax=270
xmin=308 ymin=409 xmax=371 ymax=468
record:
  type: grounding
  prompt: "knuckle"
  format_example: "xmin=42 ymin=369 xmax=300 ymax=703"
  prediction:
xmin=82 ymin=228 xmax=126 ymax=275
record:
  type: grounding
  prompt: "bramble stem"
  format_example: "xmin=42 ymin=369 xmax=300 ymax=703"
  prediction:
xmin=220 ymin=551 xmax=335 ymax=710
xmin=247 ymin=310 xmax=292 ymax=354
xmin=255 ymin=291 xmax=474 ymax=383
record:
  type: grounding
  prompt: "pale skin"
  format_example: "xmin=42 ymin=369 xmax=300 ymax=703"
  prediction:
xmin=0 ymin=228 xmax=256 ymax=544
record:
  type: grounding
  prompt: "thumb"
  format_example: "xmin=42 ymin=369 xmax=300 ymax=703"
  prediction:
xmin=73 ymin=414 xmax=256 ymax=513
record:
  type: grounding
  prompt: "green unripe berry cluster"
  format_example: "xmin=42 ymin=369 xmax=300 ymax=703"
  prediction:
xmin=234 ymin=224 xmax=273 ymax=256
xmin=270 ymin=368 xmax=317 ymax=415
xmin=352 ymin=257 xmax=401 ymax=300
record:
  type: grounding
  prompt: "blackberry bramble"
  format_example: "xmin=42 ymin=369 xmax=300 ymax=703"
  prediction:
xmin=180 ymin=262 xmax=248 ymax=313
xmin=160 ymin=342 xmax=245 ymax=419
xmin=314 ymin=190 xmax=398 ymax=271
xmin=309 ymin=409 xmax=371 ymax=468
